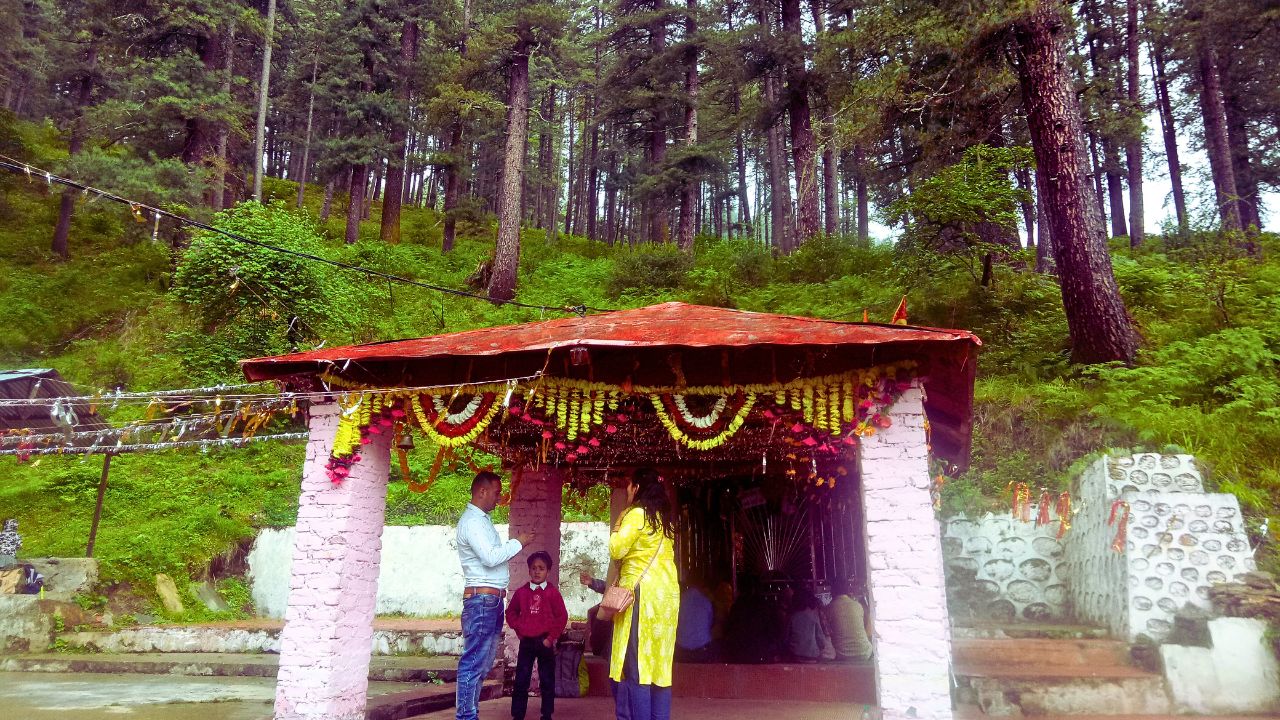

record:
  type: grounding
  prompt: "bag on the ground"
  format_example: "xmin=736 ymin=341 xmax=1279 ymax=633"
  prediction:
xmin=0 ymin=567 xmax=21 ymax=594
xmin=555 ymin=639 xmax=585 ymax=698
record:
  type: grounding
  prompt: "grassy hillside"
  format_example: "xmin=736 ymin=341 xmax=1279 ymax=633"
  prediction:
xmin=1 ymin=120 xmax=1277 ymax=617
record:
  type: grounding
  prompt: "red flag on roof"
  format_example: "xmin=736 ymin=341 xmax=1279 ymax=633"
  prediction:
xmin=891 ymin=296 xmax=908 ymax=325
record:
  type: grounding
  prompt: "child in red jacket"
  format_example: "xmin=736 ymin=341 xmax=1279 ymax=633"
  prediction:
xmin=506 ymin=550 xmax=568 ymax=720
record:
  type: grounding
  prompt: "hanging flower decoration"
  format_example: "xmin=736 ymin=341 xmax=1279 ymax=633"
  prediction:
xmin=651 ymin=391 xmax=757 ymax=451
xmin=320 ymin=362 xmax=919 ymax=480
xmin=411 ymin=392 xmax=502 ymax=448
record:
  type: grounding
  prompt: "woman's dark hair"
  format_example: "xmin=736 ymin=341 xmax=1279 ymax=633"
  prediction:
xmin=629 ymin=467 xmax=676 ymax=538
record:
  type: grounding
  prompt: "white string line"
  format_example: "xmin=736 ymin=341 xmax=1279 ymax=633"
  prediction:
xmin=0 ymin=373 xmax=545 ymax=408
xmin=0 ymin=432 xmax=309 ymax=456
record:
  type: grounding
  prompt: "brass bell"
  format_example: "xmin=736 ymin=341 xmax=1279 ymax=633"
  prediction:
xmin=396 ymin=429 xmax=416 ymax=451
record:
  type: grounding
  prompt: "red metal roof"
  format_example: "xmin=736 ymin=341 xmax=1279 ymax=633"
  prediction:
xmin=241 ymin=302 xmax=981 ymax=469
xmin=242 ymin=302 xmax=980 ymax=374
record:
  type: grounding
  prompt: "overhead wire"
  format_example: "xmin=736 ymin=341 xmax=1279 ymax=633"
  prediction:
xmin=0 ymin=154 xmax=613 ymax=316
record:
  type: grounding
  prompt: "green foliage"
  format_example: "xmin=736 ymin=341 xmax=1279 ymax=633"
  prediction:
xmin=606 ymin=243 xmax=693 ymax=299
xmin=172 ymin=202 xmax=369 ymax=382
xmin=3 ymin=107 xmax=1278 ymax=594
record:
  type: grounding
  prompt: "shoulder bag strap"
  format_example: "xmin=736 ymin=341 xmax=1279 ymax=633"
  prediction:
xmin=634 ymin=532 xmax=665 ymax=587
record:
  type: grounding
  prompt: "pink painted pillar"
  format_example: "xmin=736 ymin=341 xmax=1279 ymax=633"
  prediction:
xmin=506 ymin=466 xmax=565 ymax=591
xmin=274 ymin=402 xmax=391 ymax=720
xmin=857 ymin=385 xmax=954 ymax=720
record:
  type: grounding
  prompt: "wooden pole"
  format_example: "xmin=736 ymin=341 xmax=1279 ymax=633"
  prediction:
xmin=86 ymin=452 xmax=111 ymax=557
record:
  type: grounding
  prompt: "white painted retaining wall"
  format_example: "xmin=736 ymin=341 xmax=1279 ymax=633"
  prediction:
xmin=247 ymin=522 xmax=610 ymax=619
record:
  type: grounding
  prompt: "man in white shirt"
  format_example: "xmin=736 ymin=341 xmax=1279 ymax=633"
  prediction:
xmin=455 ymin=471 xmax=531 ymax=720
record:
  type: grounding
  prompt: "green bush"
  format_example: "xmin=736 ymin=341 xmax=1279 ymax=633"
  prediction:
xmin=606 ymin=243 xmax=693 ymax=298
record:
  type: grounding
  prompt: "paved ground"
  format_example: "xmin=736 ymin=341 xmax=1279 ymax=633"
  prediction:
xmin=412 ymin=695 xmax=872 ymax=720
xmin=0 ymin=671 xmax=435 ymax=720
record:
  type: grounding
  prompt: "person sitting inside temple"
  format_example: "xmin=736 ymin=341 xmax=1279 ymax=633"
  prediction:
xmin=722 ymin=577 xmax=784 ymax=664
xmin=785 ymin=588 xmax=829 ymax=663
xmin=675 ymin=575 xmax=716 ymax=663
xmin=824 ymin=578 xmax=873 ymax=662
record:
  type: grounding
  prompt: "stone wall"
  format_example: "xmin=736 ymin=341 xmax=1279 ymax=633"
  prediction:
xmin=1064 ymin=453 xmax=1257 ymax=642
xmin=1062 ymin=456 xmax=1129 ymax=637
xmin=248 ymin=522 xmax=610 ymax=620
xmin=943 ymin=514 xmax=1068 ymax=623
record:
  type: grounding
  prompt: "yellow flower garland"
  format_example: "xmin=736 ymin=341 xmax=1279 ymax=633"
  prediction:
xmin=409 ymin=394 xmax=503 ymax=448
xmin=650 ymin=393 xmax=756 ymax=451
xmin=321 ymin=361 xmax=915 ymax=457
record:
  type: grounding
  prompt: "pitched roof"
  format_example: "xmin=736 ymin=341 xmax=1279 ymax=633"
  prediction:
xmin=0 ymin=368 xmax=109 ymax=432
xmin=241 ymin=302 xmax=981 ymax=468
xmin=242 ymin=301 xmax=980 ymax=374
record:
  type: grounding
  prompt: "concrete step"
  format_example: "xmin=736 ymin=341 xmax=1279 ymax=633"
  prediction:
xmin=0 ymin=652 xmax=466 ymax=683
xmin=955 ymin=673 xmax=1171 ymax=716
xmin=952 ymin=637 xmax=1172 ymax=717
xmin=369 ymin=679 xmax=502 ymax=720
xmin=952 ymin=638 xmax=1135 ymax=670
xmin=56 ymin=620 xmax=465 ymax=656
xmin=953 ymin=703 xmax=1267 ymax=719
xmin=952 ymin=623 xmax=1111 ymax=640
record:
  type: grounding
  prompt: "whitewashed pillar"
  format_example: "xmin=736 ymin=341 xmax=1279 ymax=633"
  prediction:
xmin=858 ymin=385 xmax=954 ymax=720
xmin=274 ymin=402 xmax=391 ymax=720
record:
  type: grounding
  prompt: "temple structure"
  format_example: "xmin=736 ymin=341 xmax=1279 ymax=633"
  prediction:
xmin=240 ymin=302 xmax=981 ymax=720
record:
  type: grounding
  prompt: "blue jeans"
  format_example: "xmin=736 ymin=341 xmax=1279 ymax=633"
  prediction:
xmin=456 ymin=593 xmax=504 ymax=720
xmin=614 ymin=586 xmax=671 ymax=720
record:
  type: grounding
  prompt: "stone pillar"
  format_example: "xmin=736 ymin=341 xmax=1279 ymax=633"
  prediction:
xmin=274 ymin=402 xmax=391 ymax=720
xmin=857 ymin=385 xmax=954 ymax=720
xmin=506 ymin=466 xmax=565 ymax=591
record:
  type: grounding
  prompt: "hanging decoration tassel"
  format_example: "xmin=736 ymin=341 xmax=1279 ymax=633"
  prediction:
xmin=1055 ymin=492 xmax=1072 ymax=539
xmin=1108 ymin=499 xmax=1130 ymax=552
xmin=409 ymin=445 xmax=449 ymax=494
xmin=1035 ymin=488 xmax=1052 ymax=527
xmin=1009 ymin=482 xmax=1031 ymax=522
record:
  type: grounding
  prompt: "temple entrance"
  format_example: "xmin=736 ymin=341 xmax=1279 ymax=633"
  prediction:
xmin=676 ymin=470 xmax=865 ymax=604
xmin=578 ymin=467 xmax=877 ymax=704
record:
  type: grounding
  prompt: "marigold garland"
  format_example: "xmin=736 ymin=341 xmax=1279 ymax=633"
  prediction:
xmin=321 ymin=362 xmax=917 ymax=479
xmin=651 ymin=392 xmax=756 ymax=451
xmin=411 ymin=393 xmax=502 ymax=448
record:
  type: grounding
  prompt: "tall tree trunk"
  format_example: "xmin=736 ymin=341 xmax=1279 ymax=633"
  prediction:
xmin=564 ymin=91 xmax=577 ymax=237
xmin=321 ymin=178 xmax=335 ymax=222
xmin=677 ymin=0 xmax=699 ymax=251
xmin=647 ymin=0 xmax=669 ymax=243
xmin=295 ymin=52 xmax=318 ymax=209
xmin=1220 ymin=67 xmax=1261 ymax=231
xmin=1150 ymin=42 xmax=1187 ymax=230
xmin=854 ymin=144 xmax=869 ymax=246
xmin=810 ymin=2 xmax=838 ymax=237
xmin=1012 ymin=0 xmax=1137 ymax=364
xmin=1194 ymin=42 xmax=1241 ymax=231
xmin=489 ymin=43 xmax=532 ymax=302
xmin=346 ymin=163 xmax=366 ymax=244
xmin=214 ymin=19 xmax=237 ymax=211
xmin=51 ymin=41 xmax=97 ymax=260
xmin=1015 ymin=165 xmax=1036 ymax=247
xmin=1034 ymin=165 xmax=1056 ymax=273
xmin=251 ymin=0 xmax=277 ymax=202
xmin=604 ymin=124 xmax=618 ymax=245
xmin=441 ymin=0 xmax=472 ymax=252
xmin=1124 ymin=0 xmax=1144 ymax=247
xmin=781 ymin=0 xmax=819 ymax=244
xmin=765 ymin=72 xmax=792 ymax=252
xmin=381 ymin=19 xmax=418 ymax=243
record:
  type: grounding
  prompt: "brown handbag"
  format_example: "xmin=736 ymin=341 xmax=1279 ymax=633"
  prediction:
xmin=598 ymin=534 xmax=663 ymax=621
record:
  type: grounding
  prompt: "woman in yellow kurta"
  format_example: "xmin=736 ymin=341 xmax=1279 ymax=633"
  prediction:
xmin=609 ymin=468 xmax=679 ymax=720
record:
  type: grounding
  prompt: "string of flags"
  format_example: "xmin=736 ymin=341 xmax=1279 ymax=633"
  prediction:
xmin=0 ymin=154 xmax=603 ymax=317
